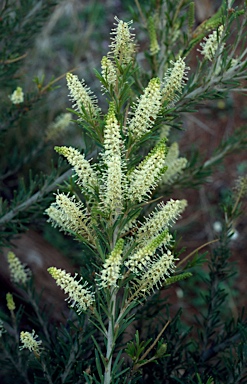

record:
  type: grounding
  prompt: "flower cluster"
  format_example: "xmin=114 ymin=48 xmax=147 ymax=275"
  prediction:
xmin=199 ymin=25 xmax=224 ymax=61
xmin=127 ymin=139 xmax=167 ymax=202
xmin=48 ymin=267 xmax=95 ymax=314
xmin=7 ymin=252 xmax=30 ymax=285
xmin=66 ymin=73 xmax=99 ymax=117
xmin=45 ymin=193 xmax=94 ymax=243
xmin=100 ymin=104 xmax=125 ymax=213
xmin=9 ymin=86 xmax=24 ymax=104
xmin=20 ymin=330 xmax=42 ymax=354
xmin=109 ymin=16 xmax=135 ymax=65
xmin=55 ymin=146 xmax=98 ymax=194
xmin=46 ymin=17 xmax=189 ymax=313
xmin=162 ymin=57 xmax=190 ymax=104
xmin=99 ymin=239 xmax=124 ymax=288
xmin=161 ymin=142 xmax=187 ymax=184
xmin=127 ymin=78 xmax=162 ymax=140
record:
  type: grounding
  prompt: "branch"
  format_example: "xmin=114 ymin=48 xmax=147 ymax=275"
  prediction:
xmin=0 ymin=169 xmax=72 ymax=226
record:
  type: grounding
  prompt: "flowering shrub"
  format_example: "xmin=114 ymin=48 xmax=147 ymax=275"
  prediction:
xmin=1 ymin=2 xmax=247 ymax=384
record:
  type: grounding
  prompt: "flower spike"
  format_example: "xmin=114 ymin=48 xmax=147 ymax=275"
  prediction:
xmin=66 ymin=73 xmax=99 ymax=117
xmin=7 ymin=252 xmax=31 ymax=285
xmin=162 ymin=57 xmax=189 ymax=104
xmin=109 ymin=16 xmax=135 ymax=65
xmin=48 ymin=267 xmax=94 ymax=314
xmin=128 ymin=78 xmax=162 ymax=140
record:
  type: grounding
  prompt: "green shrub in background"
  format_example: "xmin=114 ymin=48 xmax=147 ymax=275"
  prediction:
xmin=0 ymin=0 xmax=247 ymax=383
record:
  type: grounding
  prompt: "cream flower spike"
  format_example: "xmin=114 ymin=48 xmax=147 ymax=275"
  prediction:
xmin=20 ymin=330 xmax=42 ymax=354
xmin=109 ymin=16 xmax=135 ymax=64
xmin=100 ymin=104 xmax=125 ymax=213
xmin=199 ymin=25 xmax=224 ymax=61
xmin=55 ymin=146 xmax=98 ymax=193
xmin=46 ymin=193 xmax=94 ymax=244
xmin=99 ymin=239 xmax=124 ymax=288
xmin=128 ymin=139 xmax=167 ymax=203
xmin=7 ymin=252 xmax=31 ymax=285
xmin=101 ymin=56 xmax=117 ymax=88
xmin=137 ymin=199 xmax=187 ymax=241
xmin=48 ymin=267 xmax=94 ymax=314
xmin=66 ymin=73 xmax=99 ymax=117
xmin=161 ymin=142 xmax=187 ymax=185
xmin=137 ymin=250 xmax=177 ymax=294
xmin=125 ymin=230 xmax=172 ymax=275
xmin=128 ymin=78 xmax=162 ymax=140
xmin=9 ymin=86 xmax=24 ymax=104
xmin=162 ymin=57 xmax=189 ymax=104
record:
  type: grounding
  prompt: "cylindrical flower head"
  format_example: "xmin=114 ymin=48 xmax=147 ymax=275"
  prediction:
xmin=101 ymin=105 xmax=125 ymax=212
xmin=125 ymin=230 xmax=172 ymax=274
xmin=46 ymin=193 xmax=93 ymax=242
xmin=199 ymin=25 xmax=224 ymax=61
xmin=138 ymin=250 xmax=176 ymax=294
xmin=128 ymin=140 xmax=167 ymax=203
xmin=148 ymin=16 xmax=160 ymax=56
xmin=48 ymin=267 xmax=94 ymax=314
xmin=137 ymin=199 xmax=187 ymax=241
xmin=103 ymin=104 xmax=122 ymax=158
xmin=9 ymin=87 xmax=24 ymax=104
xmin=161 ymin=142 xmax=187 ymax=185
xmin=101 ymin=56 xmax=117 ymax=88
xmin=7 ymin=252 xmax=30 ymax=285
xmin=99 ymin=239 xmax=124 ymax=288
xmin=66 ymin=73 xmax=99 ymax=117
xmin=162 ymin=58 xmax=189 ymax=104
xmin=128 ymin=78 xmax=162 ymax=140
xmin=6 ymin=293 xmax=15 ymax=311
xmin=109 ymin=16 xmax=135 ymax=65
xmin=55 ymin=146 xmax=98 ymax=193
xmin=20 ymin=330 xmax=42 ymax=354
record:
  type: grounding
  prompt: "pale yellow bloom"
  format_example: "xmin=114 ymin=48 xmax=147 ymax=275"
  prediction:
xmin=99 ymin=239 xmax=124 ymax=288
xmin=48 ymin=267 xmax=94 ymax=314
xmin=162 ymin=58 xmax=189 ymax=103
xmin=66 ymin=73 xmax=99 ymax=116
xmin=128 ymin=78 xmax=162 ymax=139
xmin=199 ymin=25 xmax=224 ymax=61
xmin=46 ymin=193 xmax=93 ymax=241
xmin=7 ymin=252 xmax=30 ymax=285
xmin=137 ymin=199 xmax=187 ymax=241
xmin=55 ymin=146 xmax=98 ymax=193
xmin=20 ymin=330 xmax=42 ymax=354
xmin=9 ymin=87 xmax=24 ymax=104
xmin=101 ymin=105 xmax=125 ymax=212
xmin=138 ymin=250 xmax=176 ymax=294
xmin=128 ymin=140 xmax=166 ymax=202
xmin=161 ymin=142 xmax=187 ymax=184
xmin=109 ymin=16 xmax=135 ymax=64
xmin=101 ymin=56 xmax=117 ymax=88
xmin=125 ymin=230 xmax=172 ymax=274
